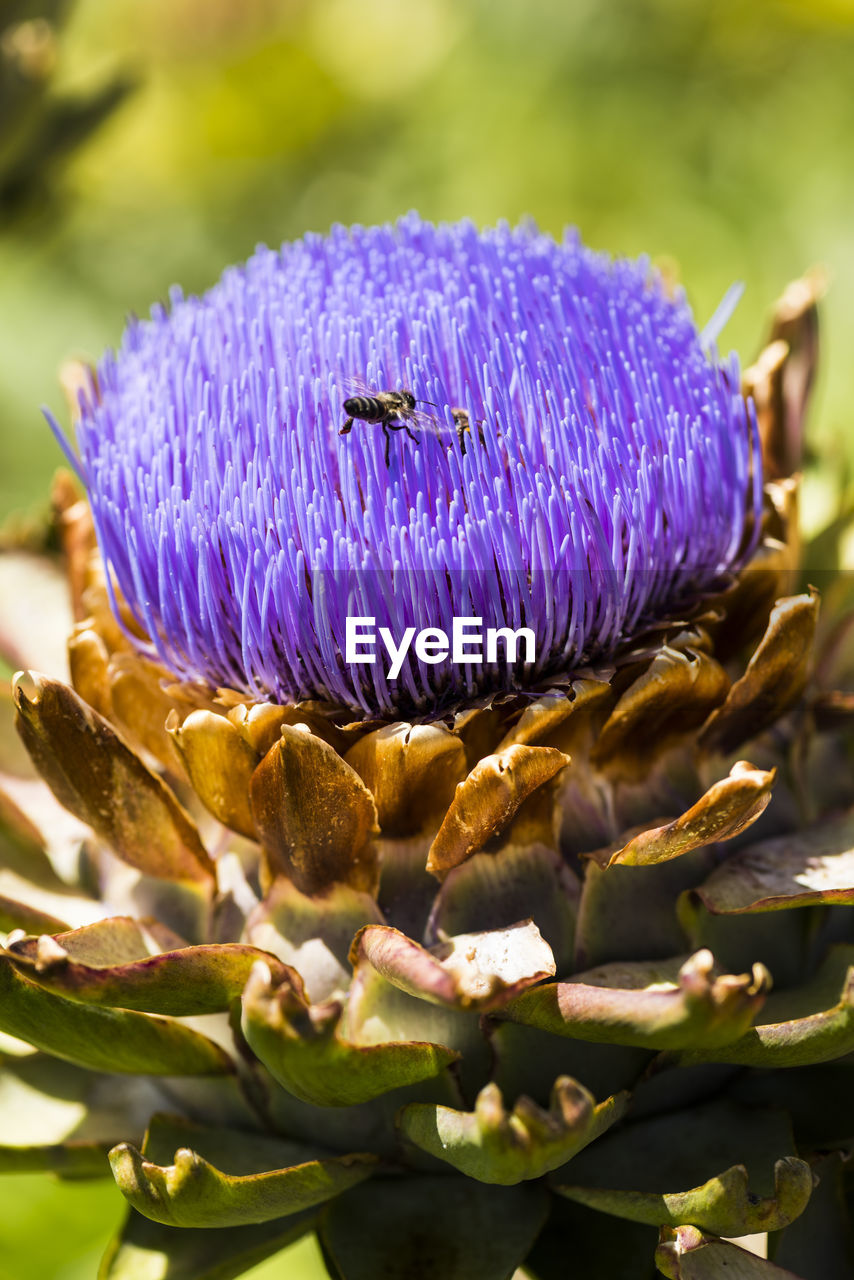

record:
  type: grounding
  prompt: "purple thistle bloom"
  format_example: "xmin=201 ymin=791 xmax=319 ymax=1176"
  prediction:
xmin=56 ymin=214 xmax=762 ymax=716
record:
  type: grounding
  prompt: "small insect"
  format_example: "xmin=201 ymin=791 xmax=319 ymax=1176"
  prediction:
xmin=339 ymin=389 xmax=421 ymax=467
xmin=451 ymin=408 xmax=487 ymax=456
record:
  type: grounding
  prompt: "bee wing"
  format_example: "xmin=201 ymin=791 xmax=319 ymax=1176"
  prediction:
xmin=339 ymin=373 xmax=376 ymax=404
xmin=408 ymin=405 xmax=447 ymax=431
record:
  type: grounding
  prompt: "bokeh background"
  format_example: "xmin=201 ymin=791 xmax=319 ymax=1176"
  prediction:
xmin=1 ymin=0 xmax=853 ymax=1275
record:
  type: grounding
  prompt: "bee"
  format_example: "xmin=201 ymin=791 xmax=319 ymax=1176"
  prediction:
xmin=339 ymin=389 xmax=421 ymax=467
xmin=451 ymin=408 xmax=487 ymax=456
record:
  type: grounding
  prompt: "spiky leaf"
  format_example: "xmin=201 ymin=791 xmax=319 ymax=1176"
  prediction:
xmin=398 ymin=1078 xmax=627 ymax=1184
xmin=109 ymin=1115 xmax=377 ymax=1228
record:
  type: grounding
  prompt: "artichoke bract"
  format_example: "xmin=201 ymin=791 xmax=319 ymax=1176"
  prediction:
xmin=0 ymin=218 xmax=847 ymax=1280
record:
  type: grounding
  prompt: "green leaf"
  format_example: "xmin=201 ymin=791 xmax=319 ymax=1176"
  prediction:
xmin=500 ymin=950 xmax=768 ymax=1050
xmin=0 ymin=791 xmax=103 ymax=933
xmin=145 ymin=1074 xmax=265 ymax=1134
xmin=139 ymin=1114 xmax=342 ymax=1171
xmin=7 ymin=916 xmax=291 ymax=1014
xmin=241 ymin=960 xmax=459 ymax=1106
xmin=345 ymin=951 xmax=491 ymax=1100
xmin=100 ymin=1208 xmax=317 ymax=1280
xmin=245 ymin=877 xmax=383 ymax=1004
xmin=552 ymin=1100 xmax=812 ymax=1236
xmin=0 ymin=951 xmax=233 ymax=1075
xmin=574 ymin=848 xmax=714 ymax=970
xmin=0 ymin=1169 xmax=127 ymax=1280
xmin=398 ymin=1078 xmax=627 ymax=1185
xmin=374 ymin=832 xmax=440 ymax=941
xmin=109 ymin=1115 xmax=377 ymax=1228
xmin=678 ymin=945 xmax=854 ymax=1068
xmin=426 ymin=842 xmax=577 ymax=975
xmin=320 ymin=1175 xmax=549 ymax=1279
xmin=735 ymin=944 xmax=854 ymax=1025
xmin=558 ymin=1159 xmax=812 ymax=1238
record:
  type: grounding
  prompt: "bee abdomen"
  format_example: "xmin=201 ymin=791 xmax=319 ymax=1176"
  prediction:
xmin=343 ymin=395 xmax=380 ymax=418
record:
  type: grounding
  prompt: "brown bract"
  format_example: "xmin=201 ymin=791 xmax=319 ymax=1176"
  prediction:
xmin=598 ymin=761 xmax=776 ymax=869
xmin=699 ymin=591 xmax=819 ymax=754
xmin=250 ymin=725 xmax=380 ymax=896
xmin=345 ymin=721 xmax=467 ymax=836
xmin=744 ymin=270 xmax=824 ymax=483
xmin=426 ymin=745 xmax=569 ymax=879
xmin=13 ymin=671 xmax=213 ymax=885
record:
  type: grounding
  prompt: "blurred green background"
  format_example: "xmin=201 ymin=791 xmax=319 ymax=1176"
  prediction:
xmin=1 ymin=0 xmax=853 ymax=1274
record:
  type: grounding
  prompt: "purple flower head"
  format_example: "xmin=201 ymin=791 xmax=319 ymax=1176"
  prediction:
xmin=57 ymin=215 xmax=761 ymax=717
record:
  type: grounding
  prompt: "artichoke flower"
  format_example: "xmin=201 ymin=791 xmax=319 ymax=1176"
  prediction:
xmin=0 ymin=216 xmax=847 ymax=1279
